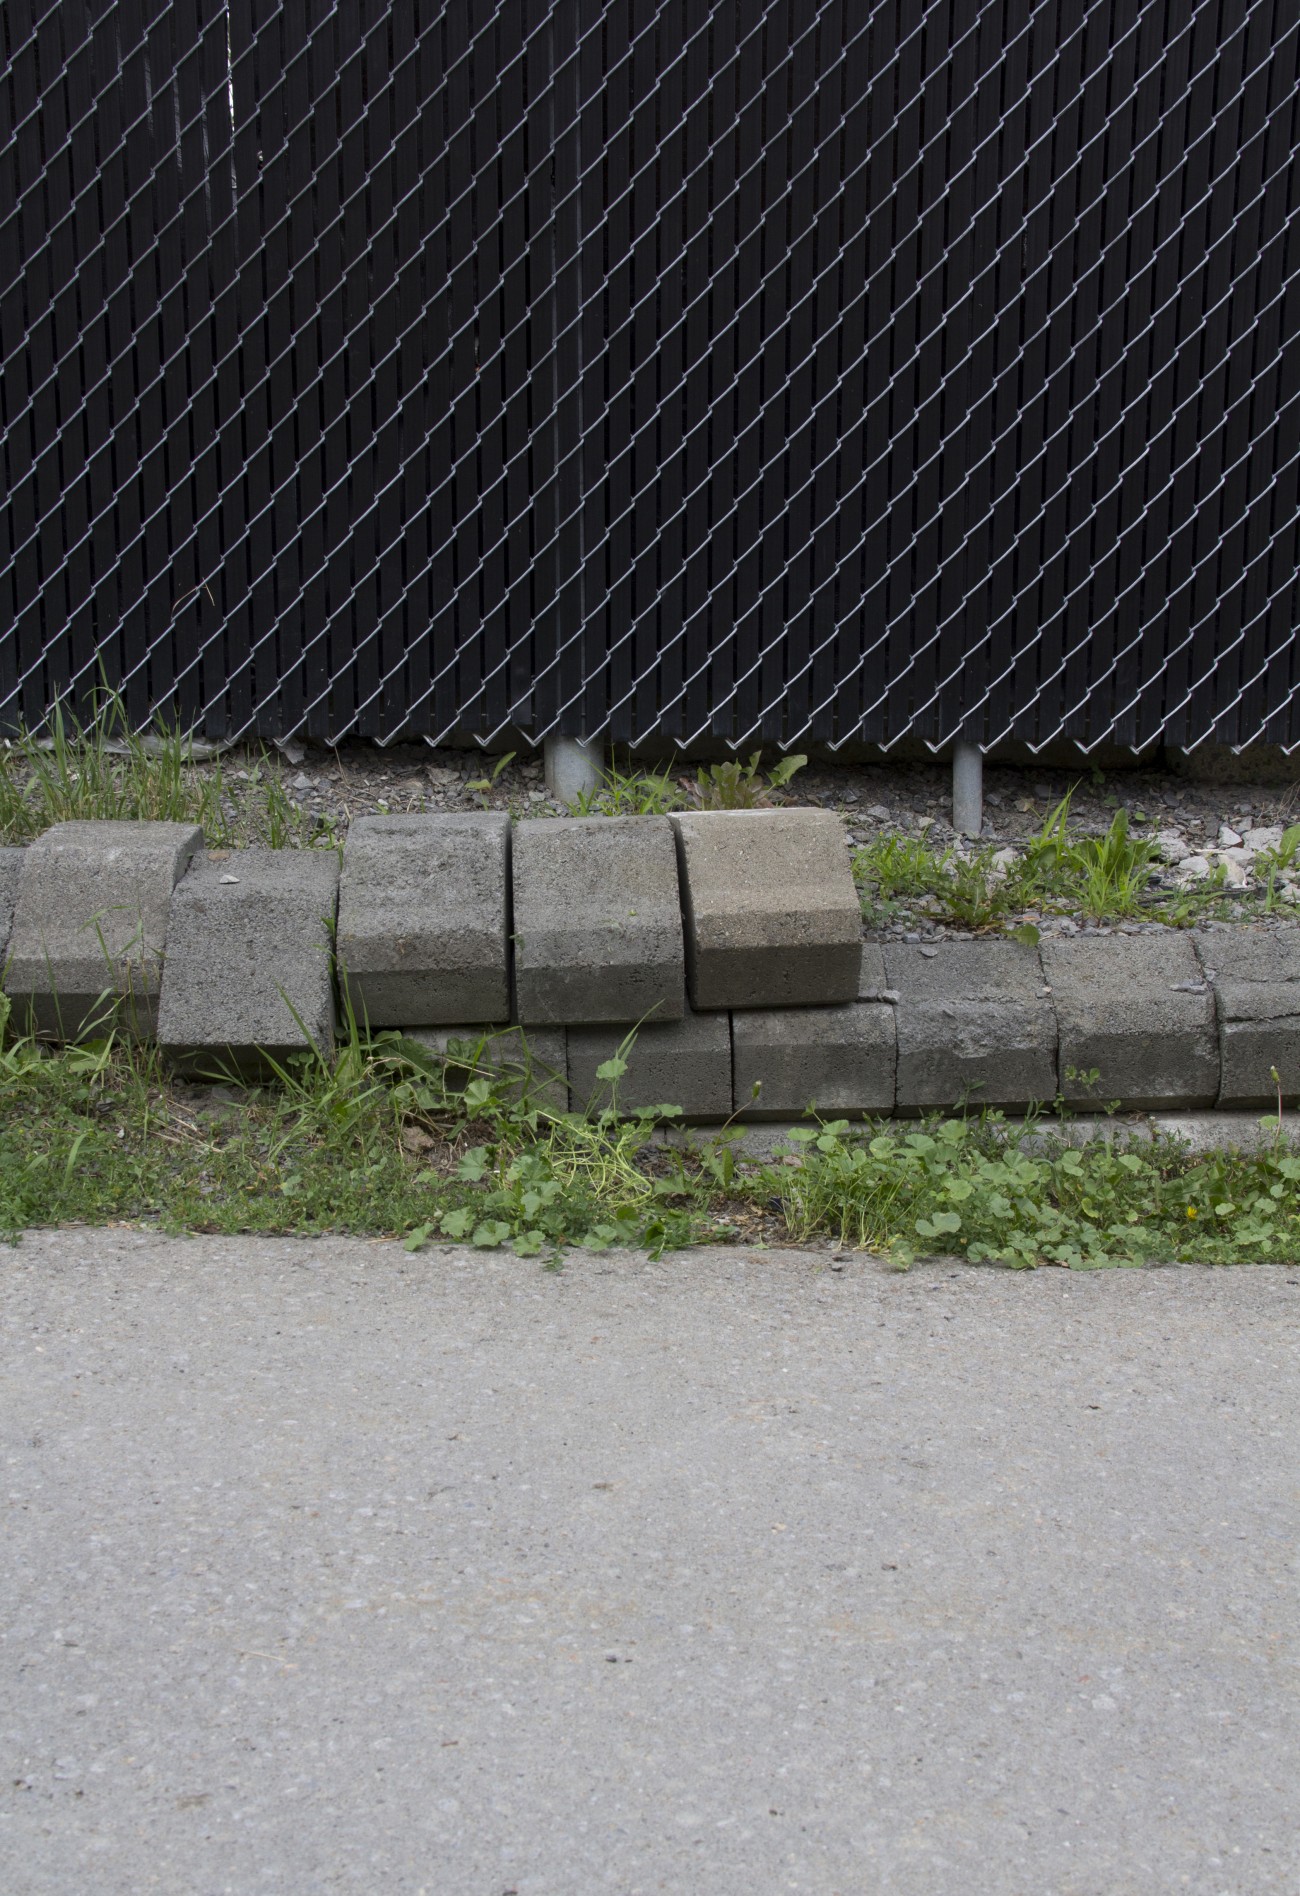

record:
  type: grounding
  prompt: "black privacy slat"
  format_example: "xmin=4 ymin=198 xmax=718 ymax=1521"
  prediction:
xmin=3 ymin=0 xmax=1300 ymax=752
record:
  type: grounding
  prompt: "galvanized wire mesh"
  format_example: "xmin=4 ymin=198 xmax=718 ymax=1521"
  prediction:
xmin=4 ymin=1 xmax=1300 ymax=752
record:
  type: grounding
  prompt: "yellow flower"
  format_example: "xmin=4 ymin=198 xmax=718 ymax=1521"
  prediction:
xmin=1186 ymin=1206 xmax=1198 ymax=1219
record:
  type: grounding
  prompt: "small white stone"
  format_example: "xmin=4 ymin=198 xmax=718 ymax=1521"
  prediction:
xmin=1245 ymin=825 xmax=1284 ymax=851
xmin=1218 ymin=824 xmax=1243 ymax=848
xmin=1176 ymin=855 xmax=1211 ymax=881
xmin=1156 ymin=831 xmax=1191 ymax=864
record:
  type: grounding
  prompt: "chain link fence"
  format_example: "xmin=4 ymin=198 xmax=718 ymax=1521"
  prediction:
xmin=4 ymin=1 xmax=1300 ymax=753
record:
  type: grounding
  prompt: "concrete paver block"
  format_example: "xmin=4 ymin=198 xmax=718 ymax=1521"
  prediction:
xmin=1193 ymin=926 xmax=1300 ymax=1106
xmin=404 ymin=1025 xmax=568 ymax=1114
xmin=857 ymin=941 xmax=891 ymax=999
xmin=567 ymin=1007 xmax=732 ymax=1120
xmin=885 ymin=938 xmax=1056 ymax=1112
xmin=337 ymin=813 xmax=510 ymax=1027
xmin=0 ymin=847 xmax=23 ymax=972
xmin=732 ymin=1002 xmax=896 ymax=1119
xmin=3 ymin=820 xmax=201 ymax=1038
xmin=512 ymin=816 xmax=684 ymax=1025
xmin=157 ymin=850 xmax=339 ymax=1075
xmin=1042 ymin=931 xmax=1218 ymax=1110
xmin=670 ymin=809 xmax=862 ymax=1008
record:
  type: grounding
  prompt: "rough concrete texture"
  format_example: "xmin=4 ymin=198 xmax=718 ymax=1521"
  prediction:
xmin=732 ymin=1001 xmax=896 ymax=1118
xmin=1 ymin=820 xmax=201 ymax=1039
xmin=857 ymin=939 xmax=891 ymax=998
xmin=1043 ymin=931 xmax=1219 ymax=1110
xmin=156 ymin=850 xmax=338 ymax=1074
xmin=671 ymin=809 xmax=862 ymax=1008
xmin=0 ymin=846 xmax=23 ymax=969
xmin=4 ymin=1229 xmax=1300 ymax=1896
xmin=336 ymin=812 xmax=510 ymax=1026
xmin=404 ymin=1023 xmax=569 ymax=1114
xmin=512 ymin=816 xmax=685 ymax=1025
xmin=567 ymin=1006 xmax=732 ymax=1119
xmin=885 ymin=937 xmax=1057 ymax=1112
xmin=1194 ymin=925 xmax=1300 ymax=1107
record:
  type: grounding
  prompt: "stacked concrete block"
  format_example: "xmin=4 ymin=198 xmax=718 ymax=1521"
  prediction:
xmin=3 ymin=820 xmax=201 ymax=1038
xmin=156 ymin=850 xmax=339 ymax=1075
xmin=886 ymin=937 xmax=1056 ymax=1112
xmin=1193 ymin=927 xmax=1300 ymax=1107
xmin=567 ymin=1007 xmax=732 ymax=1120
xmin=671 ymin=809 xmax=862 ymax=1008
xmin=1042 ymin=931 xmax=1218 ymax=1110
xmin=512 ymin=816 xmax=685 ymax=1025
xmin=404 ymin=1025 xmax=569 ymax=1114
xmin=336 ymin=812 xmax=510 ymax=1027
xmin=0 ymin=847 xmax=23 ymax=970
xmin=731 ymin=1001 xmax=896 ymax=1120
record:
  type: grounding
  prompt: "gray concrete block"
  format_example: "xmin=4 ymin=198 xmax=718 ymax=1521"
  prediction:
xmin=403 ymin=1025 xmax=568 ymax=1115
xmin=1193 ymin=926 xmax=1300 ymax=1106
xmin=337 ymin=813 xmax=510 ymax=1027
xmin=857 ymin=941 xmax=891 ymax=999
xmin=156 ymin=850 xmax=339 ymax=1076
xmin=885 ymin=938 xmax=1056 ymax=1112
xmin=0 ymin=847 xmax=22 ymax=972
xmin=731 ymin=1002 xmax=896 ymax=1120
xmin=1042 ymin=931 xmax=1218 ymax=1110
xmin=567 ymin=1007 xmax=732 ymax=1120
xmin=3 ymin=820 xmax=201 ymax=1038
xmin=670 ymin=809 xmax=862 ymax=1008
xmin=512 ymin=816 xmax=685 ymax=1025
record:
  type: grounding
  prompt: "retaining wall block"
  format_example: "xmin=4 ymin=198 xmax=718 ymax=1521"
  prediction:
xmin=3 ymin=820 xmax=201 ymax=1039
xmin=156 ymin=850 xmax=339 ymax=1076
xmin=1193 ymin=925 xmax=1300 ymax=1107
xmin=512 ymin=816 xmax=685 ymax=1025
xmin=1042 ymin=931 xmax=1219 ymax=1110
xmin=670 ymin=809 xmax=862 ymax=1009
xmin=0 ymin=847 xmax=23 ymax=971
xmin=885 ymin=937 xmax=1056 ymax=1113
xmin=403 ymin=1025 xmax=568 ymax=1114
xmin=337 ymin=812 xmax=510 ymax=1027
xmin=567 ymin=1007 xmax=732 ymax=1121
xmin=731 ymin=1001 xmax=896 ymax=1120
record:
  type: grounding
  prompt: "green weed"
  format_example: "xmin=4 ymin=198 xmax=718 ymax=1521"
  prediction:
xmin=573 ymin=760 xmax=688 ymax=817
xmin=0 ymin=690 xmax=227 ymax=843
xmin=694 ymin=751 xmax=807 ymax=809
xmin=760 ymin=1114 xmax=1300 ymax=1269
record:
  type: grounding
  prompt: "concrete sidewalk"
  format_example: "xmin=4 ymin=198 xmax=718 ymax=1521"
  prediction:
xmin=2 ymin=1231 xmax=1298 ymax=1894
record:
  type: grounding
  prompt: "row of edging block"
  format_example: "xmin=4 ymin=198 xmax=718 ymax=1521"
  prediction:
xmin=1 ymin=824 xmax=1299 ymax=1114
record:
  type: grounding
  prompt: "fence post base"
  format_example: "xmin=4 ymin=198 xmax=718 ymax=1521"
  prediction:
xmin=952 ymin=743 xmax=984 ymax=837
xmin=544 ymin=735 xmax=604 ymax=808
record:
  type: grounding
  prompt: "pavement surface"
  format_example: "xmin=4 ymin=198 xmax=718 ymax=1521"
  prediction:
xmin=2 ymin=1231 xmax=1299 ymax=1895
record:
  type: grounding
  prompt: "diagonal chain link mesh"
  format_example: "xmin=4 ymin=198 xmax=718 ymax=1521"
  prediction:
xmin=3 ymin=0 xmax=1300 ymax=752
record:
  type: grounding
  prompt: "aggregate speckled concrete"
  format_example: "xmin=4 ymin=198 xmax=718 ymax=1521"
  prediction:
xmin=3 ymin=1230 xmax=1298 ymax=1895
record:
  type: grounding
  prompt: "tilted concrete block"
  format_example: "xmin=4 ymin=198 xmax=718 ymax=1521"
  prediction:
xmin=3 ymin=820 xmax=201 ymax=1038
xmin=0 ymin=847 xmax=23 ymax=972
xmin=1193 ymin=926 xmax=1300 ymax=1107
xmin=731 ymin=1001 xmax=896 ymax=1120
xmin=567 ymin=1007 xmax=732 ymax=1120
xmin=512 ymin=816 xmax=685 ymax=1025
xmin=671 ymin=809 xmax=862 ymax=1008
xmin=1043 ymin=931 xmax=1218 ymax=1110
xmin=404 ymin=1025 xmax=568 ymax=1115
xmin=337 ymin=812 xmax=510 ymax=1027
xmin=156 ymin=850 xmax=339 ymax=1076
xmin=886 ymin=937 xmax=1056 ymax=1113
